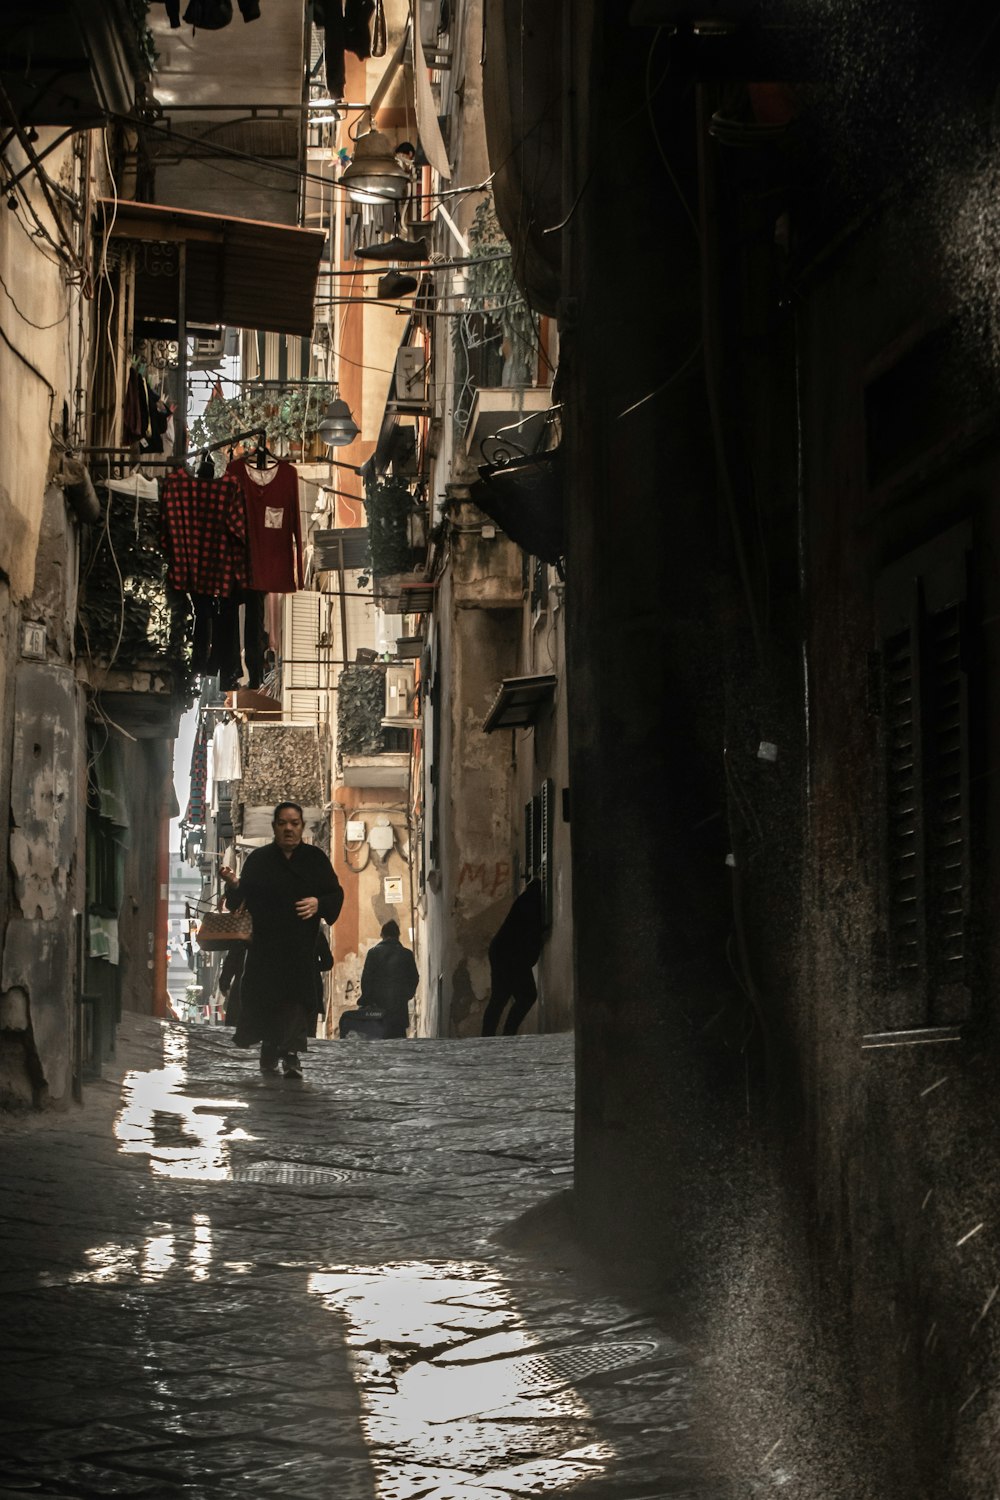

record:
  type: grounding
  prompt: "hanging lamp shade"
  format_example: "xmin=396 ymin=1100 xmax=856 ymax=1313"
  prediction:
xmin=318 ymin=397 xmax=360 ymax=448
xmin=340 ymin=129 xmax=411 ymax=205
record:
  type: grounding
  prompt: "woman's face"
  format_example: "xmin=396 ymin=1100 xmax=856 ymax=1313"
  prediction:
xmin=273 ymin=808 xmax=304 ymax=850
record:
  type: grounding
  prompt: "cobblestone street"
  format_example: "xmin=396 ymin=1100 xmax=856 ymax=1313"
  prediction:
xmin=0 ymin=1020 xmax=725 ymax=1499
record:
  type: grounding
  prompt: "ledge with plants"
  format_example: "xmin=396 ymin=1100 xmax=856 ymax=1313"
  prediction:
xmin=189 ymin=382 xmax=335 ymax=457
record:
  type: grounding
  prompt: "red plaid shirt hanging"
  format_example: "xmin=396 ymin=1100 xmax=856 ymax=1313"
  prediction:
xmin=161 ymin=470 xmax=248 ymax=596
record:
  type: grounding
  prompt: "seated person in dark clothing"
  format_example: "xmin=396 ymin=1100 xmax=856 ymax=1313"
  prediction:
xmin=482 ymin=879 xmax=544 ymax=1036
xmin=357 ymin=919 xmax=419 ymax=1038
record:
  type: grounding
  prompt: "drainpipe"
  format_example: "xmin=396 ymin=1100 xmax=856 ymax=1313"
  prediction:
xmin=151 ymin=772 xmax=171 ymax=1019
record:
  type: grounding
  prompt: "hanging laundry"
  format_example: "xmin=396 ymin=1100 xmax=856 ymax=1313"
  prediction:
xmin=212 ymin=717 xmax=242 ymax=783
xmin=185 ymin=719 xmax=210 ymax=829
xmin=314 ymin=0 xmax=377 ymax=99
xmin=179 ymin=0 xmax=261 ymax=27
xmin=344 ymin=0 xmax=375 ymax=58
xmin=123 ymin=367 xmax=146 ymax=443
xmin=160 ymin=469 xmax=248 ymax=596
xmin=226 ymin=456 xmax=303 ymax=594
xmin=189 ymin=591 xmax=264 ymax=690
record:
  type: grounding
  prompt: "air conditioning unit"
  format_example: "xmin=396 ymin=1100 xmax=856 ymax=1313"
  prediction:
xmin=190 ymin=332 xmax=225 ymax=368
xmin=395 ymin=346 xmax=426 ymax=405
xmin=384 ymin=663 xmax=416 ymax=721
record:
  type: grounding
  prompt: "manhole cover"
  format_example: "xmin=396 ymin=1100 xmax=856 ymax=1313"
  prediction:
xmin=231 ymin=1163 xmax=365 ymax=1185
xmin=516 ymin=1340 xmax=659 ymax=1390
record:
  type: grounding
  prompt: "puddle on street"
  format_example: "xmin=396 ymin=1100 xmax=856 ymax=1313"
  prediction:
xmin=113 ymin=1029 xmax=251 ymax=1180
xmin=37 ymin=1039 xmax=660 ymax=1493
xmin=309 ymin=1260 xmax=629 ymax=1496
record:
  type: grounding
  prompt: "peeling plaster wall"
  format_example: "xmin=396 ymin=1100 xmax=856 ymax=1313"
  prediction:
xmin=325 ymin=788 xmax=416 ymax=1038
xmin=443 ymin=604 xmax=521 ymax=1036
xmin=0 ymin=580 xmax=15 ymax=940
xmin=0 ymin=129 xmax=92 ymax=1107
xmin=1 ymin=663 xmax=82 ymax=1104
xmin=0 ymin=134 xmax=77 ymax=604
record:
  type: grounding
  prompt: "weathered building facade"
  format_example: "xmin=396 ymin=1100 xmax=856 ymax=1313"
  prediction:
xmin=0 ymin=11 xmax=156 ymax=1105
xmin=483 ymin=1 xmax=1000 ymax=1493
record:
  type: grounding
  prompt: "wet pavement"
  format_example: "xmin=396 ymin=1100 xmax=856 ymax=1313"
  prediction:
xmin=0 ymin=1017 xmax=729 ymax=1500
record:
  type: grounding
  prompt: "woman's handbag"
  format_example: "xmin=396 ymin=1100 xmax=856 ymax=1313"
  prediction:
xmin=196 ymin=906 xmax=252 ymax=951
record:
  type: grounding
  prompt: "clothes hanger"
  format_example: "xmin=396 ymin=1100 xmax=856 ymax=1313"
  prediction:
xmin=253 ymin=433 xmax=279 ymax=471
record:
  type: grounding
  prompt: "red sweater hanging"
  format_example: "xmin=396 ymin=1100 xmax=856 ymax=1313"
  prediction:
xmin=226 ymin=456 xmax=304 ymax=593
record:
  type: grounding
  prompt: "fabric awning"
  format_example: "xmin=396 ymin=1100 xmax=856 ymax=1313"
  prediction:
xmin=483 ymin=674 xmax=557 ymax=733
xmin=99 ymin=199 xmax=324 ymax=337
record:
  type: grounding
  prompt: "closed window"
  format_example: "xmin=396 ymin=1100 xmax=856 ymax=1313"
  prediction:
xmin=524 ymin=779 xmax=554 ymax=928
xmin=876 ymin=523 xmax=972 ymax=1021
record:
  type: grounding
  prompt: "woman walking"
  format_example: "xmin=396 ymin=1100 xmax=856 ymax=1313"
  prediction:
xmin=221 ymin=802 xmax=343 ymax=1078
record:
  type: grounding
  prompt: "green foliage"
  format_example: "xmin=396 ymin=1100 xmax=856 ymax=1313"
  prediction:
xmin=78 ymin=491 xmax=190 ymax=671
xmin=337 ymin=665 xmax=389 ymax=758
xmin=124 ymin=0 xmax=157 ymax=72
xmin=364 ymin=473 xmax=421 ymax=578
xmin=189 ymin=383 xmax=334 ymax=455
xmin=453 ymin=196 xmax=535 ymax=373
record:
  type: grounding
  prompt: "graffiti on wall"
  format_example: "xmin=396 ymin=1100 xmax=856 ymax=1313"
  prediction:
xmin=457 ymin=860 xmax=510 ymax=897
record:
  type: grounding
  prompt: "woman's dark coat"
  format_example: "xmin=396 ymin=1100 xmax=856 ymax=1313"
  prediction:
xmin=227 ymin=841 xmax=343 ymax=1052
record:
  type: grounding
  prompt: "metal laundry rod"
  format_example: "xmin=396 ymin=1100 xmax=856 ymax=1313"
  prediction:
xmin=81 ymin=427 xmax=268 ymax=466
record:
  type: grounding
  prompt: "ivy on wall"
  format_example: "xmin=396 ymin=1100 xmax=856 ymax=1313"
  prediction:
xmin=337 ymin=665 xmax=389 ymax=758
xmin=364 ymin=472 xmax=421 ymax=578
xmin=78 ymin=492 xmax=190 ymax=672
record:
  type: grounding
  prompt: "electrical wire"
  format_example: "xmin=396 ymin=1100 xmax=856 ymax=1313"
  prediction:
xmin=542 ymin=30 xmax=698 ymax=239
xmin=0 ymin=262 xmax=70 ymax=330
xmin=127 ymin=109 xmax=496 ymax=208
xmin=0 ymin=322 xmax=57 ymax=429
xmin=616 ymin=339 xmax=702 ymax=420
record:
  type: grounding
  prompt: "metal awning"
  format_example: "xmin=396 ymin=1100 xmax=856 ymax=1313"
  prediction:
xmin=313 ymin=528 xmax=371 ymax=571
xmin=373 ymin=575 xmax=437 ymax=613
xmin=100 ymin=199 xmax=324 ymax=337
xmin=483 ymin=674 xmax=557 ymax=733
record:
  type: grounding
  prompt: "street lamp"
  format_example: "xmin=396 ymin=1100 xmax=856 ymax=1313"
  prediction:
xmin=339 ymin=127 xmax=411 ymax=205
xmin=318 ymin=394 xmax=360 ymax=448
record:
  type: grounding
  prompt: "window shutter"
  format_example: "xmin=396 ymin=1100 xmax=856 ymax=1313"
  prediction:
xmin=282 ymin=594 xmax=325 ymax=723
xmin=877 ymin=523 xmax=972 ymax=1019
xmin=285 ymin=593 xmax=322 ymax=689
xmin=923 ymin=599 xmax=969 ymax=988
xmin=884 ymin=619 xmax=924 ymax=985
xmin=540 ymin=777 xmax=553 ymax=927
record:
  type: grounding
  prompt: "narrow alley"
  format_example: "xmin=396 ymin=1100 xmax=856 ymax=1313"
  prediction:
xmin=0 ymin=1021 xmax=723 ymax=1500
xmin=6 ymin=2 xmax=1000 ymax=1495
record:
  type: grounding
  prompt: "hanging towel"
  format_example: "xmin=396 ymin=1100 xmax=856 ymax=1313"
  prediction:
xmin=212 ymin=718 xmax=243 ymax=783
